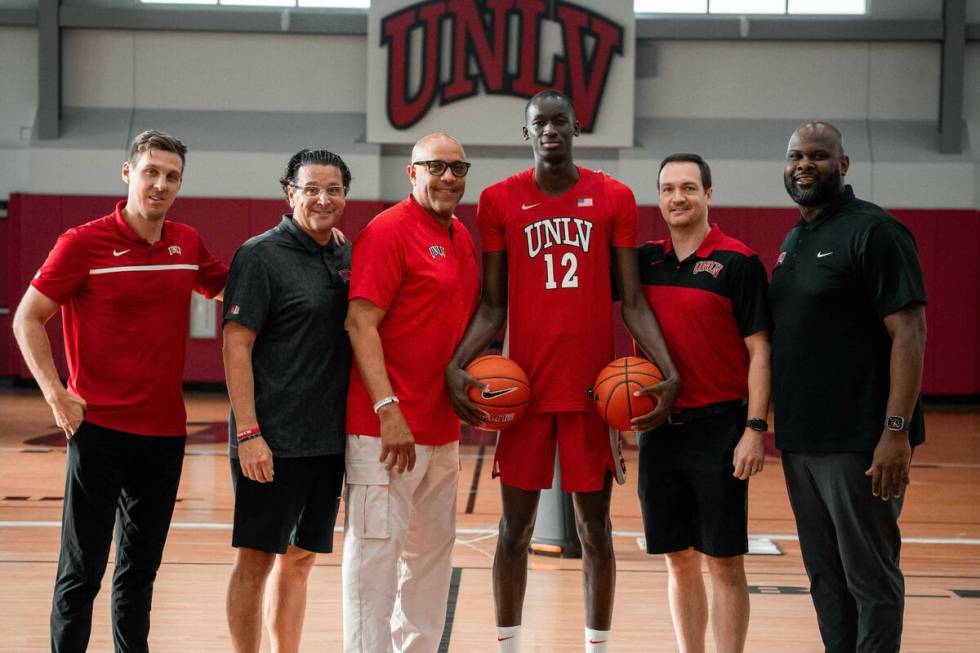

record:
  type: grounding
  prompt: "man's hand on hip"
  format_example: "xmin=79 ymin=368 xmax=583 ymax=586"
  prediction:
xmin=47 ymin=389 xmax=87 ymax=439
xmin=378 ymin=404 xmax=416 ymax=473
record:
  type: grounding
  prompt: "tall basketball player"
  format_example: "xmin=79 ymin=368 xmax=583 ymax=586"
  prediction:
xmin=446 ymin=90 xmax=680 ymax=653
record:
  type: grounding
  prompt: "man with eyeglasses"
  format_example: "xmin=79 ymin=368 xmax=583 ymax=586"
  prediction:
xmin=223 ymin=149 xmax=353 ymax=653
xmin=342 ymin=133 xmax=480 ymax=653
xmin=446 ymin=90 xmax=680 ymax=653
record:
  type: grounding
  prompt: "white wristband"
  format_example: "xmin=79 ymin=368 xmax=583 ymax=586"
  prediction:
xmin=373 ymin=395 xmax=399 ymax=414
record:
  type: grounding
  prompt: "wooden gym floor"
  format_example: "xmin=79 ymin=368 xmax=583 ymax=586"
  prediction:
xmin=1 ymin=388 xmax=978 ymax=652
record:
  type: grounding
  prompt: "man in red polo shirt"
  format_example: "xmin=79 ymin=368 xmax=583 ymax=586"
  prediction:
xmin=12 ymin=130 xmax=227 ymax=653
xmin=637 ymin=153 xmax=772 ymax=653
xmin=342 ymin=132 xmax=480 ymax=653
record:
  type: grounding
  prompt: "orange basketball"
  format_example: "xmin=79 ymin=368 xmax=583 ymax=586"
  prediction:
xmin=592 ymin=356 xmax=664 ymax=431
xmin=465 ymin=355 xmax=531 ymax=431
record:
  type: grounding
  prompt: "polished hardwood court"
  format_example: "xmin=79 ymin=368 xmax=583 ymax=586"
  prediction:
xmin=1 ymin=388 xmax=978 ymax=652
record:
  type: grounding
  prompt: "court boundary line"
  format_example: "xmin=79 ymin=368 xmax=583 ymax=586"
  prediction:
xmin=3 ymin=521 xmax=980 ymax=546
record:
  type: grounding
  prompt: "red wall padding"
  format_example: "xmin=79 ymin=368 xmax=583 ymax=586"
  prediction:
xmin=4 ymin=194 xmax=978 ymax=395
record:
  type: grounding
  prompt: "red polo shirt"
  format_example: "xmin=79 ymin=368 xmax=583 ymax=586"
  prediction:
xmin=31 ymin=200 xmax=228 ymax=436
xmin=346 ymin=196 xmax=481 ymax=445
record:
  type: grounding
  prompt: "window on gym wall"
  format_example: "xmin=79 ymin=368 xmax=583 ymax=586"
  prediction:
xmin=634 ymin=0 xmax=865 ymax=13
xmin=139 ymin=0 xmax=371 ymax=6
xmin=139 ymin=0 xmax=864 ymax=12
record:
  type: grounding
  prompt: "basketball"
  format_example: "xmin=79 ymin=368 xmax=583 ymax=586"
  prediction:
xmin=465 ymin=355 xmax=531 ymax=431
xmin=592 ymin=356 xmax=664 ymax=431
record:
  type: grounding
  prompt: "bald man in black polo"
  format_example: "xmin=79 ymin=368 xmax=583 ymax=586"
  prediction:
xmin=770 ymin=122 xmax=927 ymax=653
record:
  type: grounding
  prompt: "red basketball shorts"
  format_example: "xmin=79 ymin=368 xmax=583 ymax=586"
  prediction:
xmin=492 ymin=411 xmax=612 ymax=493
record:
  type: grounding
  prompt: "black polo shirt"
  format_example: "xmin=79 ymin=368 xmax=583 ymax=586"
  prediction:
xmin=224 ymin=215 xmax=352 ymax=458
xmin=638 ymin=225 xmax=772 ymax=409
xmin=769 ymin=186 xmax=927 ymax=453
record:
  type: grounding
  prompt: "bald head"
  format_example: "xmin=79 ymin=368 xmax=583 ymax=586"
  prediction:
xmin=789 ymin=121 xmax=844 ymax=156
xmin=412 ymin=132 xmax=465 ymax=164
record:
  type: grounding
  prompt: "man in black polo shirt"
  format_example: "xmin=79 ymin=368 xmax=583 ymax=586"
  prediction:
xmin=222 ymin=149 xmax=353 ymax=653
xmin=770 ymin=122 xmax=927 ymax=653
xmin=637 ymin=153 xmax=772 ymax=653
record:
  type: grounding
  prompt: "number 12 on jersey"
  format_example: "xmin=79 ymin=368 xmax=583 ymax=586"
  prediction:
xmin=543 ymin=252 xmax=579 ymax=289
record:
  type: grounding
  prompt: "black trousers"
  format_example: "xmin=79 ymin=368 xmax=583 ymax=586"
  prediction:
xmin=782 ymin=451 xmax=905 ymax=653
xmin=51 ymin=422 xmax=186 ymax=653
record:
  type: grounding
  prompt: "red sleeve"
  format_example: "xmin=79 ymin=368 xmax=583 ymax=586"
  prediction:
xmin=477 ymin=186 xmax=506 ymax=253
xmin=349 ymin=217 xmax=405 ymax=311
xmin=30 ymin=230 xmax=89 ymax=305
xmin=609 ymin=179 xmax=638 ymax=248
xmin=194 ymin=233 xmax=228 ymax=298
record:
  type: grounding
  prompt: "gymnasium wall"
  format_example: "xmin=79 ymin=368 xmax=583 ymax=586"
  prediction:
xmin=4 ymin=193 xmax=978 ymax=395
xmin=1 ymin=3 xmax=979 ymax=394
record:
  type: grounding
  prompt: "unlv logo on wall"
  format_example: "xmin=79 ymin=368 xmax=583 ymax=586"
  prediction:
xmin=367 ymin=0 xmax=635 ymax=147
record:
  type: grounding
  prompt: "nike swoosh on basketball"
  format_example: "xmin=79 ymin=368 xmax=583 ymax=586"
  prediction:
xmin=113 ymin=249 xmax=131 ymax=256
xmin=817 ymin=251 xmax=833 ymax=258
xmin=482 ymin=387 xmax=517 ymax=400
xmin=521 ymin=202 xmax=541 ymax=210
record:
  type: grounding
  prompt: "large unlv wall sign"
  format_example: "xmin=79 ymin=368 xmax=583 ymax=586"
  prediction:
xmin=367 ymin=0 xmax=635 ymax=147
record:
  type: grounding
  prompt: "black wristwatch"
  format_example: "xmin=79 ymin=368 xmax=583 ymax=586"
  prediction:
xmin=884 ymin=416 xmax=908 ymax=432
xmin=745 ymin=418 xmax=768 ymax=432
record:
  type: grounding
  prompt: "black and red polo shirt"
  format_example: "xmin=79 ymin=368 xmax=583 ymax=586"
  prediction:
xmin=638 ymin=224 xmax=772 ymax=410
xmin=32 ymin=200 xmax=228 ymax=436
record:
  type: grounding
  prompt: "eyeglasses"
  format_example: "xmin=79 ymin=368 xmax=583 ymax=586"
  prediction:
xmin=412 ymin=160 xmax=471 ymax=178
xmin=289 ymin=183 xmax=347 ymax=199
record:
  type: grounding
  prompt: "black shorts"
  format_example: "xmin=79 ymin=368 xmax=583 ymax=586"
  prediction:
xmin=637 ymin=404 xmax=748 ymax=558
xmin=230 ymin=454 xmax=345 ymax=554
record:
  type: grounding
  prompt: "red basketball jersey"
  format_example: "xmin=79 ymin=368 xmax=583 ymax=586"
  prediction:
xmin=478 ymin=167 xmax=637 ymax=412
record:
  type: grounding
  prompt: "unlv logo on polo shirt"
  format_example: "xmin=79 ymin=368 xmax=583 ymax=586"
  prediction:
xmin=693 ymin=261 xmax=724 ymax=278
xmin=429 ymin=245 xmax=447 ymax=259
xmin=380 ymin=0 xmax=624 ymax=132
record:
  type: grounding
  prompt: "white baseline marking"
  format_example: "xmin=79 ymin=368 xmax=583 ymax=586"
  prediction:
xmin=2 ymin=521 xmax=980 ymax=546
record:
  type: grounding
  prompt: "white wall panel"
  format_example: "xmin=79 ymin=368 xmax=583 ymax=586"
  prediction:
xmin=132 ymin=32 xmax=367 ymax=113
xmin=0 ymin=27 xmax=37 ymax=146
xmin=634 ymin=41 xmax=870 ymax=120
xmin=24 ymin=149 xmax=127 ymax=195
xmin=868 ymin=43 xmax=940 ymax=121
xmin=0 ymin=150 xmax=29 ymax=199
xmin=63 ymin=30 xmax=135 ymax=108
xmin=871 ymin=162 xmax=976 ymax=209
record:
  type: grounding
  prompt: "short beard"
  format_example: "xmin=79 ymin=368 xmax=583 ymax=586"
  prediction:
xmin=784 ymin=169 xmax=842 ymax=207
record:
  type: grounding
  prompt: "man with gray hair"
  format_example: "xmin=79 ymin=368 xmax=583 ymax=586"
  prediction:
xmin=770 ymin=121 xmax=927 ymax=652
xmin=12 ymin=130 xmax=227 ymax=652
xmin=342 ymin=132 xmax=480 ymax=652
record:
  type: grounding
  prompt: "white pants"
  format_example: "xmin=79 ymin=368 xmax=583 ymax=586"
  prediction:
xmin=342 ymin=434 xmax=459 ymax=653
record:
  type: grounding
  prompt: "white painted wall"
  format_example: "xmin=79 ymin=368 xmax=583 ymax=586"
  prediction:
xmin=0 ymin=27 xmax=37 ymax=147
xmin=634 ymin=41 xmax=939 ymax=122
xmin=63 ymin=30 xmax=368 ymax=113
xmin=0 ymin=27 xmax=976 ymax=208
